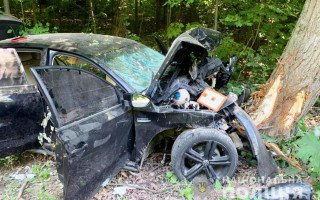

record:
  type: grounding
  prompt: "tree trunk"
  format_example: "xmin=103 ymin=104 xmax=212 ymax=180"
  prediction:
xmin=112 ymin=0 xmax=127 ymax=37
xmin=20 ymin=0 xmax=25 ymax=21
xmin=3 ymin=0 xmax=10 ymax=14
xmin=134 ymin=0 xmax=138 ymax=33
xmin=155 ymin=0 xmax=162 ymax=28
xmin=89 ymin=0 xmax=97 ymax=33
xmin=214 ymin=0 xmax=218 ymax=30
xmin=30 ymin=0 xmax=37 ymax=24
xmin=250 ymin=0 xmax=320 ymax=139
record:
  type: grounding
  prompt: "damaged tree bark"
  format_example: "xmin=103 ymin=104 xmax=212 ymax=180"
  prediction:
xmin=250 ymin=0 xmax=320 ymax=139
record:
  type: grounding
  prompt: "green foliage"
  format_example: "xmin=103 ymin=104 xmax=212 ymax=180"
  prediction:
xmin=220 ymin=14 xmax=253 ymax=27
xmin=6 ymin=21 xmax=59 ymax=38
xmin=261 ymin=134 xmax=277 ymax=143
xmin=314 ymin=190 xmax=320 ymax=200
xmin=272 ymin=117 xmax=320 ymax=190
xmin=179 ymin=182 xmax=193 ymax=200
xmin=37 ymin=190 xmax=56 ymax=200
xmin=0 ymin=155 xmax=21 ymax=168
xmin=165 ymin=171 xmax=194 ymax=199
xmin=126 ymin=31 xmax=140 ymax=41
xmin=285 ymin=166 xmax=300 ymax=177
xmin=165 ymin=171 xmax=178 ymax=184
xmin=5 ymin=0 xmax=305 ymax=87
xmin=214 ymin=179 xmax=222 ymax=190
xmin=226 ymin=81 xmax=244 ymax=95
xmin=24 ymin=22 xmax=58 ymax=35
xmin=164 ymin=0 xmax=195 ymax=8
xmin=225 ymin=177 xmax=234 ymax=193
xmin=214 ymin=0 xmax=304 ymax=85
xmin=116 ymin=197 xmax=128 ymax=200
xmin=240 ymin=150 xmax=257 ymax=165
xmin=28 ymin=161 xmax=56 ymax=200
xmin=295 ymin=128 xmax=320 ymax=173
xmin=167 ymin=21 xmax=204 ymax=40
xmin=167 ymin=22 xmax=184 ymax=39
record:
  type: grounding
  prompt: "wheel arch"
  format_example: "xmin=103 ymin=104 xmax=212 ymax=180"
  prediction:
xmin=137 ymin=127 xmax=233 ymax=169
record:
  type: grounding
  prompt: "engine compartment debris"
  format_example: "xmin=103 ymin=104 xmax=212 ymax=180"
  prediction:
xmin=151 ymin=28 xmax=237 ymax=112
xmin=145 ymin=28 xmax=279 ymax=180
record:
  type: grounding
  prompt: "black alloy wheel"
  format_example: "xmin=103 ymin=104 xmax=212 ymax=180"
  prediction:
xmin=171 ymin=129 xmax=238 ymax=184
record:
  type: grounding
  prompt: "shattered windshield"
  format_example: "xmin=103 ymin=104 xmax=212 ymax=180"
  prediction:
xmin=98 ymin=44 xmax=165 ymax=92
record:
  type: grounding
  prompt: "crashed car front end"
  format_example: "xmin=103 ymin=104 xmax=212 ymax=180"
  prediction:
xmin=144 ymin=27 xmax=278 ymax=180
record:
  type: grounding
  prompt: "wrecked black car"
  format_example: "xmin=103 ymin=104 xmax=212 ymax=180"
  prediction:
xmin=0 ymin=28 xmax=278 ymax=199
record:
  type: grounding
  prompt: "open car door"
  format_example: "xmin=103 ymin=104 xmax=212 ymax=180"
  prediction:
xmin=31 ymin=66 xmax=134 ymax=200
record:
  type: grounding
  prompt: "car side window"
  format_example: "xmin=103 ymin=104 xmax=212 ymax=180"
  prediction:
xmin=0 ymin=49 xmax=27 ymax=87
xmin=35 ymin=68 xmax=119 ymax=125
xmin=17 ymin=51 xmax=41 ymax=86
xmin=52 ymin=54 xmax=116 ymax=86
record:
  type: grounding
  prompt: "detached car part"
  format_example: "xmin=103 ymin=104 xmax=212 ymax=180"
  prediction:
xmin=232 ymin=104 xmax=278 ymax=179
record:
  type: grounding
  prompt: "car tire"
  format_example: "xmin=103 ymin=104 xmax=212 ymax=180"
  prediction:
xmin=171 ymin=128 xmax=238 ymax=183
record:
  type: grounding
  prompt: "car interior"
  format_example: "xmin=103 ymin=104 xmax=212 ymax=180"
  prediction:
xmin=17 ymin=51 xmax=41 ymax=86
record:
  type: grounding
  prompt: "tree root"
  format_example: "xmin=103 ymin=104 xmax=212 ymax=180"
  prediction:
xmin=265 ymin=141 xmax=302 ymax=170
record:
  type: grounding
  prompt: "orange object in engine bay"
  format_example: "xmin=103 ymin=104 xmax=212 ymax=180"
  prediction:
xmin=197 ymin=88 xmax=227 ymax=112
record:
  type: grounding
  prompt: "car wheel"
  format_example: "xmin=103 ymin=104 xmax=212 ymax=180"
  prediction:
xmin=171 ymin=129 xmax=238 ymax=183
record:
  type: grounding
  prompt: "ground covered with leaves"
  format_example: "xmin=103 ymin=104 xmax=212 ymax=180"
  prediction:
xmin=1 ymin=108 xmax=319 ymax=200
xmin=0 ymin=152 xmax=263 ymax=200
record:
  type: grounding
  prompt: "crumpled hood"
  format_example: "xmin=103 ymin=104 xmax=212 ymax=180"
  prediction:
xmin=146 ymin=27 xmax=221 ymax=97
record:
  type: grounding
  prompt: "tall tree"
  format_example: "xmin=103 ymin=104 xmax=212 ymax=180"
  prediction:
xmin=214 ymin=0 xmax=218 ymax=30
xmin=30 ymin=0 xmax=37 ymax=24
xmin=112 ymin=0 xmax=127 ymax=37
xmin=3 ymin=0 xmax=10 ymax=14
xmin=134 ymin=0 xmax=138 ymax=33
xmin=89 ymin=0 xmax=97 ymax=33
xmin=250 ymin=0 xmax=320 ymax=139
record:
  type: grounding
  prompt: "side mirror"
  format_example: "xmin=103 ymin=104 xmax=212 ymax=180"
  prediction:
xmin=132 ymin=94 xmax=151 ymax=108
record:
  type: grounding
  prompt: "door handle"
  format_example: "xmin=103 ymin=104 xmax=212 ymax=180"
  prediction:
xmin=137 ymin=118 xmax=151 ymax=123
xmin=71 ymin=143 xmax=88 ymax=155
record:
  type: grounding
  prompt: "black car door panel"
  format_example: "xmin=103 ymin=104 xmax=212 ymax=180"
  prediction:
xmin=31 ymin=66 xmax=133 ymax=200
xmin=0 ymin=85 xmax=44 ymax=157
xmin=0 ymin=48 xmax=43 ymax=158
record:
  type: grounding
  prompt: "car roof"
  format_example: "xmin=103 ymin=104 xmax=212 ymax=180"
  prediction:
xmin=0 ymin=33 xmax=138 ymax=61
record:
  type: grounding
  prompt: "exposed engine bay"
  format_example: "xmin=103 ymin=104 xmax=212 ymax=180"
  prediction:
xmin=149 ymin=27 xmax=237 ymax=110
xmin=146 ymin=28 xmax=279 ymax=181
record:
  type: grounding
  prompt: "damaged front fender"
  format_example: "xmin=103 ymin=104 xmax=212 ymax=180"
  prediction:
xmin=232 ymin=104 xmax=279 ymax=180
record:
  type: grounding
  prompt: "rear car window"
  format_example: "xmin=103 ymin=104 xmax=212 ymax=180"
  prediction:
xmin=0 ymin=49 xmax=27 ymax=87
xmin=17 ymin=51 xmax=41 ymax=86
xmin=36 ymin=68 xmax=119 ymax=125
